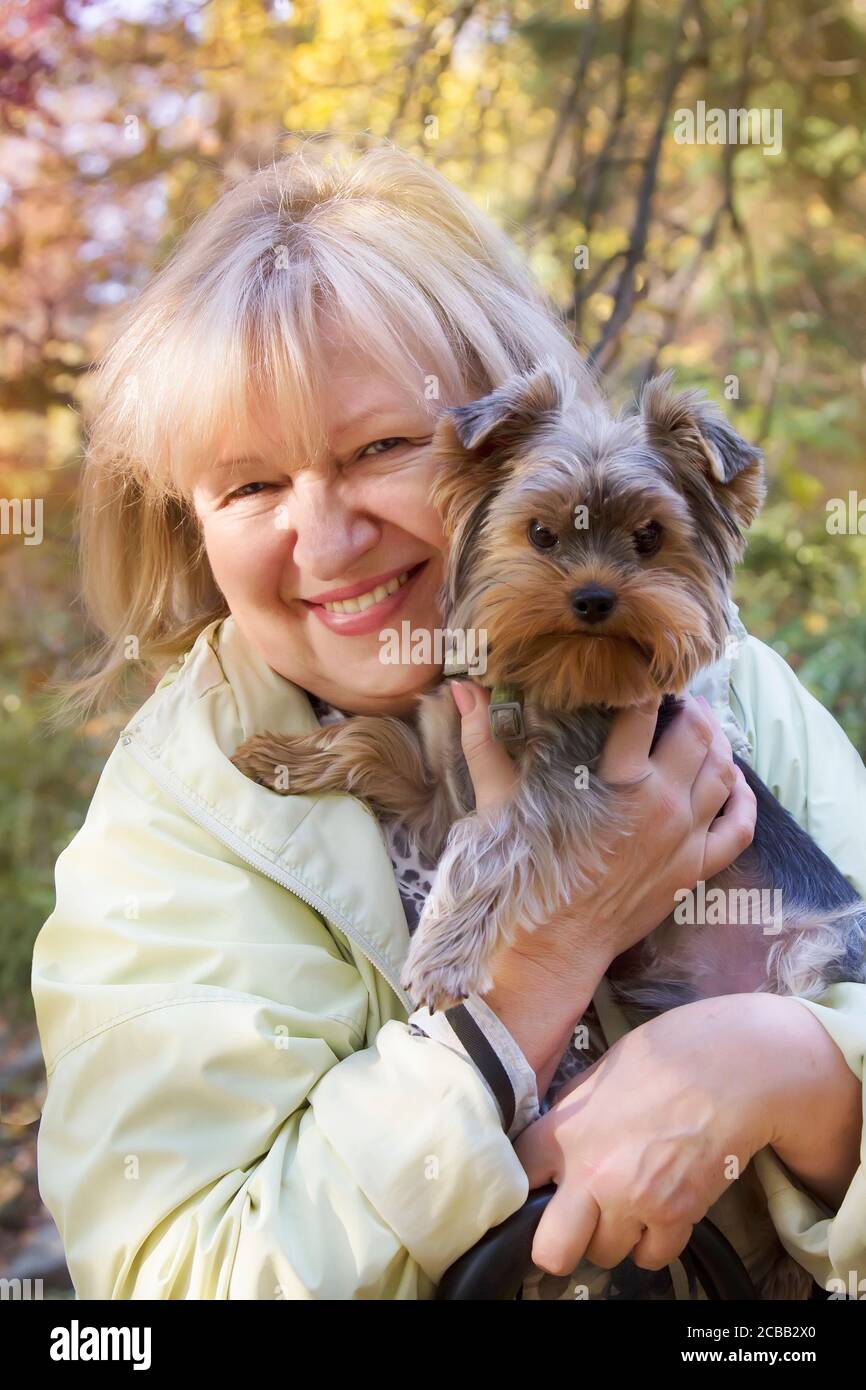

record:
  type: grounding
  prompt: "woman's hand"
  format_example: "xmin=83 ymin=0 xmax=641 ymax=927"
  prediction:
xmin=514 ymin=995 xmax=784 ymax=1274
xmin=453 ymin=682 xmax=756 ymax=972
xmin=450 ymin=682 xmax=757 ymax=1091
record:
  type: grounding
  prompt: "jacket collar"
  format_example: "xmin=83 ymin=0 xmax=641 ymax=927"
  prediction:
xmin=122 ymin=616 xmax=416 ymax=1007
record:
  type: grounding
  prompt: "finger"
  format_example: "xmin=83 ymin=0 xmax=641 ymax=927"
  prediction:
xmin=630 ymin=1220 xmax=694 ymax=1272
xmin=450 ymin=681 xmax=518 ymax=812
xmin=531 ymin=1182 xmax=600 ymax=1277
xmin=597 ymin=700 xmax=660 ymax=784
xmin=702 ymin=767 xmax=757 ymax=878
xmin=584 ymin=1209 xmax=646 ymax=1270
xmin=648 ymin=694 xmax=715 ymax=785
xmin=689 ymin=722 xmax=737 ymax=825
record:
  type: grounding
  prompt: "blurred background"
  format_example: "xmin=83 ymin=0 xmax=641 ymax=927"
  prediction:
xmin=1 ymin=0 xmax=864 ymax=1293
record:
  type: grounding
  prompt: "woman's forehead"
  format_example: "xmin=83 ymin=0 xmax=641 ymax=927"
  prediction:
xmin=245 ymin=372 xmax=434 ymax=453
xmin=170 ymin=300 xmax=461 ymax=494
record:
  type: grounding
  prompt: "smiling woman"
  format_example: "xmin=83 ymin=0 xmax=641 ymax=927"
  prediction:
xmin=32 ymin=133 xmax=866 ymax=1303
xmin=188 ymin=338 xmax=449 ymax=714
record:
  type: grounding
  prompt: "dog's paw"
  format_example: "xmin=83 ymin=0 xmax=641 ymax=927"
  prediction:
xmin=402 ymin=916 xmax=494 ymax=1014
xmin=402 ymin=966 xmax=469 ymax=1015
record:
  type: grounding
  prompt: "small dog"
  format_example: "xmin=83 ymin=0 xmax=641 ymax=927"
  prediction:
xmin=233 ymin=362 xmax=866 ymax=1028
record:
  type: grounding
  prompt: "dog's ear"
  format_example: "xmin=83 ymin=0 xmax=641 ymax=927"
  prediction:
xmin=431 ymin=362 xmax=570 ymax=615
xmin=449 ymin=360 xmax=568 ymax=452
xmin=431 ymin=361 xmax=570 ymax=538
xmin=640 ymin=372 xmax=765 ymax=533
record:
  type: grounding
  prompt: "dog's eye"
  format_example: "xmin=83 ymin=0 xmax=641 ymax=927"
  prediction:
xmin=527 ymin=520 xmax=559 ymax=551
xmin=633 ymin=521 xmax=663 ymax=556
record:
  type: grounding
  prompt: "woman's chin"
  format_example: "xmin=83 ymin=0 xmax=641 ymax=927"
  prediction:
xmin=334 ymin=652 xmax=442 ymax=712
xmin=309 ymin=600 xmax=447 ymax=701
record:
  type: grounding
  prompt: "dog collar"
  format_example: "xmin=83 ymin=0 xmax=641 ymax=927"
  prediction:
xmin=444 ymin=655 xmax=526 ymax=742
xmin=488 ymin=684 xmax=525 ymax=742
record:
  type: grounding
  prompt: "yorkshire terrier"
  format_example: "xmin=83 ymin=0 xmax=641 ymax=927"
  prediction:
xmin=232 ymin=362 xmax=866 ymax=1034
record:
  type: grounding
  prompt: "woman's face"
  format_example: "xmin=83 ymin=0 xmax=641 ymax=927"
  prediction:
xmin=191 ymin=340 xmax=451 ymax=715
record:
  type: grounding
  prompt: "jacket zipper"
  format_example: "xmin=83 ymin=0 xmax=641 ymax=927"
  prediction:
xmin=121 ymin=733 xmax=414 ymax=1011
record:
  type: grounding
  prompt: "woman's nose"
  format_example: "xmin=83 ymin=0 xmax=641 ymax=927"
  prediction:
xmin=287 ymin=472 xmax=381 ymax=577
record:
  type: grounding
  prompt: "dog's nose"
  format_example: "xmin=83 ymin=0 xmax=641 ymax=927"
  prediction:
xmin=570 ymin=586 xmax=618 ymax=625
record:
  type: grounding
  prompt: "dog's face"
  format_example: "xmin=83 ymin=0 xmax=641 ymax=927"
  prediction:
xmin=431 ymin=362 xmax=765 ymax=708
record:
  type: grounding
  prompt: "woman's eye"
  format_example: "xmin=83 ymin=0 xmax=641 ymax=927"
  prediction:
xmin=527 ymin=519 xmax=559 ymax=551
xmin=224 ymin=481 xmax=275 ymax=503
xmin=633 ymin=520 xmax=663 ymax=556
xmin=358 ymin=437 xmax=409 ymax=459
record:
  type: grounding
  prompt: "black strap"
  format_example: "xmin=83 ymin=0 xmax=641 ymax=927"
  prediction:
xmin=436 ymin=1187 xmax=759 ymax=1300
xmin=445 ymin=1003 xmax=516 ymax=1134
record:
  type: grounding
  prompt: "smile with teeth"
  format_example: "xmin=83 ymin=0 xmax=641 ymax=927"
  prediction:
xmin=320 ymin=570 xmax=411 ymax=614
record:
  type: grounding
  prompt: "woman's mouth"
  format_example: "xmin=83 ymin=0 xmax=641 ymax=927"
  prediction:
xmin=303 ymin=560 xmax=430 ymax=636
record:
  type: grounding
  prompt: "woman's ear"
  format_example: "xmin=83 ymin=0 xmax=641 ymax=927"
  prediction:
xmin=639 ymin=371 xmax=765 ymax=532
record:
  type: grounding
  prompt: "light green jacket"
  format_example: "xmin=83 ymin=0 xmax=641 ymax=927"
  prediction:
xmin=32 ymin=611 xmax=866 ymax=1299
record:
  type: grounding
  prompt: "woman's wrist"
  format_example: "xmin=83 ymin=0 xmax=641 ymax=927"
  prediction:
xmin=672 ymin=993 xmax=861 ymax=1210
xmin=483 ymin=934 xmax=613 ymax=1095
xmin=754 ymin=995 xmax=862 ymax=1208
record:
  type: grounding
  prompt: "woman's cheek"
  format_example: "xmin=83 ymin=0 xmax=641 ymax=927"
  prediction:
xmin=365 ymin=476 xmax=445 ymax=550
xmin=351 ymin=454 xmax=444 ymax=540
xmin=203 ymin=510 xmax=288 ymax=606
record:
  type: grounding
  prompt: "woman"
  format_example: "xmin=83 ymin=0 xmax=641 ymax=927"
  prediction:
xmin=32 ymin=137 xmax=866 ymax=1300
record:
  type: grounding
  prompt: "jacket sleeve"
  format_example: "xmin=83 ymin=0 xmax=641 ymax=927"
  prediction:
xmin=31 ymin=748 xmax=528 ymax=1300
xmin=731 ymin=634 xmax=866 ymax=1290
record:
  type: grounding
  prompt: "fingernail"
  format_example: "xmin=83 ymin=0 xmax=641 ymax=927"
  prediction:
xmin=450 ymin=680 xmax=476 ymax=716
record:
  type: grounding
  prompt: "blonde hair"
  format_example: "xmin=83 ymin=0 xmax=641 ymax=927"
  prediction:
xmin=66 ymin=132 xmax=592 ymax=717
